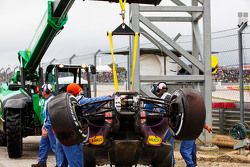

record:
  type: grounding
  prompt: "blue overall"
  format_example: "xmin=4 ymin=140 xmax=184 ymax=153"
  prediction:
xmin=56 ymin=95 xmax=111 ymax=167
xmin=38 ymin=95 xmax=56 ymax=164
xmin=180 ymin=140 xmax=197 ymax=167
xmin=56 ymin=139 xmax=83 ymax=167
xmin=163 ymin=130 xmax=175 ymax=165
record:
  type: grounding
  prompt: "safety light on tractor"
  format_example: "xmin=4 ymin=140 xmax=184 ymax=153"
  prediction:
xmin=81 ymin=64 xmax=87 ymax=69
xmin=58 ymin=64 xmax=64 ymax=68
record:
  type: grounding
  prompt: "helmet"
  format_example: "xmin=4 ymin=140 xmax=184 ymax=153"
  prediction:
xmin=66 ymin=83 xmax=82 ymax=96
xmin=151 ymin=82 xmax=168 ymax=95
xmin=41 ymin=83 xmax=53 ymax=94
xmin=158 ymin=82 xmax=167 ymax=90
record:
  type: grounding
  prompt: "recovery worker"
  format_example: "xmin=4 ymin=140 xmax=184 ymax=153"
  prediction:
xmin=56 ymin=83 xmax=111 ymax=167
xmin=145 ymin=82 xmax=175 ymax=165
xmin=31 ymin=84 xmax=56 ymax=167
xmin=179 ymin=56 xmax=216 ymax=167
xmin=155 ymin=82 xmax=175 ymax=165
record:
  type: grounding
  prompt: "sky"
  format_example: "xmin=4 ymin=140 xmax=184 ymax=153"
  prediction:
xmin=0 ymin=0 xmax=250 ymax=68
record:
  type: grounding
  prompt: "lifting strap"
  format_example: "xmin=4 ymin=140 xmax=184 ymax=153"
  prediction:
xmin=108 ymin=32 xmax=139 ymax=91
xmin=119 ymin=0 xmax=127 ymax=12
xmin=108 ymin=32 xmax=119 ymax=92
xmin=108 ymin=0 xmax=139 ymax=91
xmin=131 ymin=32 xmax=139 ymax=90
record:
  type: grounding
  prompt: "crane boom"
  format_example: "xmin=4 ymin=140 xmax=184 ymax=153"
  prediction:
xmin=18 ymin=0 xmax=75 ymax=76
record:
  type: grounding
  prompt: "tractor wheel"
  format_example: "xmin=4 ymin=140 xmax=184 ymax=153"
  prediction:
xmin=48 ymin=93 xmax=83 ymax=146
xmin=168 ymin=89 xmax=206 ymax=140
xmin=0 ymin=130 xmax=7 ymax=146
xmin=6 ymin=108 xmax=23 ymax=158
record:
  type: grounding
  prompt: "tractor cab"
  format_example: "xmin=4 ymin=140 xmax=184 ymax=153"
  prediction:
xmin=45 ymin=64 xmax=96 ymax=97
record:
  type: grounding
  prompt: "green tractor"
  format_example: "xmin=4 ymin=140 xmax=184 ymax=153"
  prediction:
xmin=0 ymin=63 xmax=96 ymax=158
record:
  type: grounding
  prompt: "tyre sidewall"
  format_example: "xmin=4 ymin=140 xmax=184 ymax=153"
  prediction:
xmin=49 ymin=93 xmax=83 ymax=146
xmin=170 ymin=89 xmax=206 ymax=140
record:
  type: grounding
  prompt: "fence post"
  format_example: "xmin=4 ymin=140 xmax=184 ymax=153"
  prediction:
xmin=5 ymin=67 xmax=11 ymax=82
xmin=93 ymin=49 xmax=101 ymax=97
xmin=49 ymin=58 xmax=56 ymax=64
xmin=238 ymin=21 xmax=248 ymax=123
xmin=219 ymin=108 xmax=225 ymax=134
xmin=69 ymin=54 xmax=76 ymax=64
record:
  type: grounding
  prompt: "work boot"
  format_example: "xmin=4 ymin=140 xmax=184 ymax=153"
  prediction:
xmin=31 ymin=163 xmax=47 ymax=167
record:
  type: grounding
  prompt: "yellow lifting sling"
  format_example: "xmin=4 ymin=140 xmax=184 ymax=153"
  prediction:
xmin=119 ymin=0 xmax=126 ymax=14
xmin=108 ymin=0 xmax=139 ymax=91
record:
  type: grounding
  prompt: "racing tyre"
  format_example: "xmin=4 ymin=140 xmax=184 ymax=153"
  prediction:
xmin=85 ymin=162 xmax=96 ymax=167
xmin=84 ymin=158 xmax=96 ymax=167
xmin=0 ymin=130 xmax=7 ymax=146
xmin=48 ymin=93 xmax=83 ymax=146
xmin=6 ymin=108 xmax=23 ymax=158
xmin=152 ymin=150 xmax=173 ymax=167
xmin=84 ymin=149 xmax=96 ymax=167
xmin=169 ymin=89 xmax=205 ymax=140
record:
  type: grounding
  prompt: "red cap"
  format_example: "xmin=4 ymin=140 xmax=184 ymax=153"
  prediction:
xmin=66 ymin=83 xmax=81 ymax=96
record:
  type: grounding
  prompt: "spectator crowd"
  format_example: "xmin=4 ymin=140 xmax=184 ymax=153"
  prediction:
xmin=214 ymin=66 xmax=250 ymax=83
xmin=95 ymin=71 xmax=127 ymax=83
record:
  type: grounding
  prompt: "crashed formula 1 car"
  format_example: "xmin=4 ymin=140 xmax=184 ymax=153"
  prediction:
xmin=48 ymin=89 xmax=205 ymax=167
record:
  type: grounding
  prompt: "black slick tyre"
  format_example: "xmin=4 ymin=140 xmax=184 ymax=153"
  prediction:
xmin=169 ymin=89 xmax=206 ymax=140
xmin=48 ymin=93 xmax=83 ymax=146
xmin=151 ymin=149 xmax=173 ymax=167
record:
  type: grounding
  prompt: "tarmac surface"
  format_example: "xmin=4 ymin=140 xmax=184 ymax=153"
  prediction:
xmin=1 ymin=136 xmax=250 ymax=167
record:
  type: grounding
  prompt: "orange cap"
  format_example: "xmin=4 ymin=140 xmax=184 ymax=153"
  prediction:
xmin=66 ymin=83 xmax=82 ymax=96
